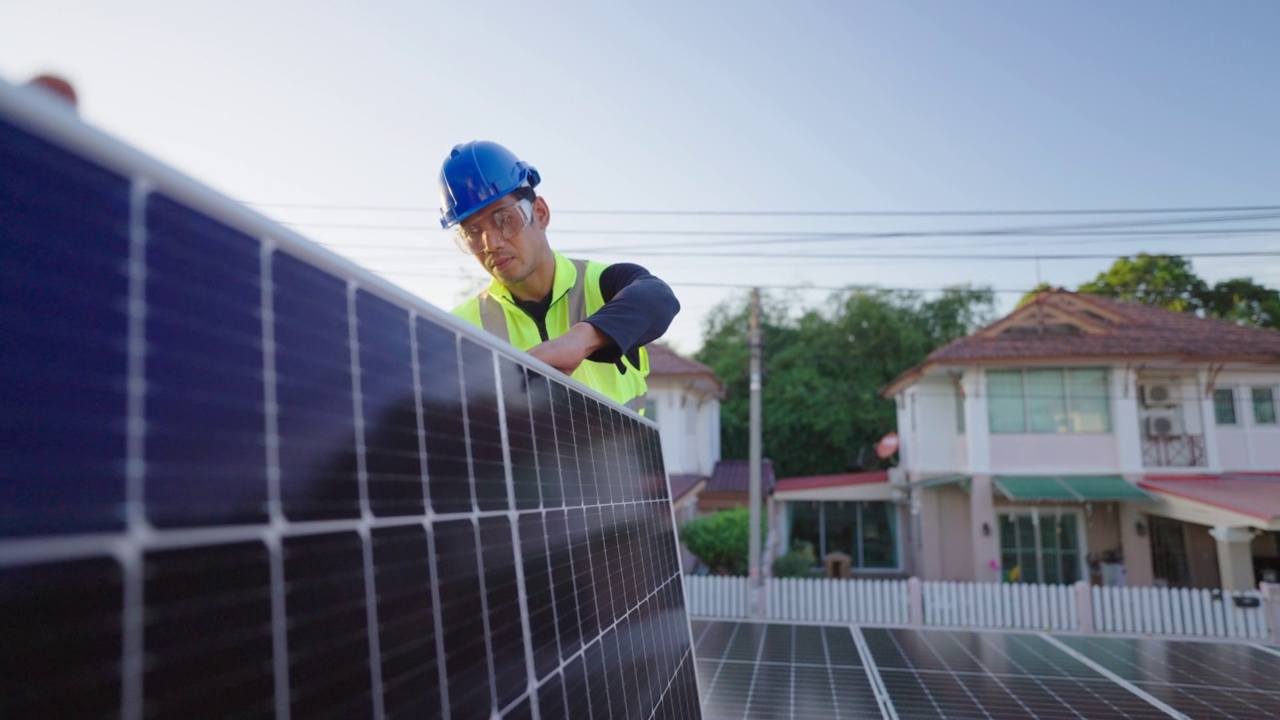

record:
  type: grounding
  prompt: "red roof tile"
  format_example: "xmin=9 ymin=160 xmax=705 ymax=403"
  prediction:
xmin=647 ymin=343 xmax=721 ymax=378
xmin=929 ymin=291 xmax=1280 ymax=363
xmin=667 ymin=473 xmax=704 ymax=501
xmin=775 ymin=471 xmax=889 ymax=493
xmin=1139 ymin=474 xmax=1280 ymax=522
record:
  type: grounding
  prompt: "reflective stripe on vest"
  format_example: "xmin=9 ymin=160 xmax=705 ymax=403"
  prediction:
xmin=477 ymin=258 xmax=589 ymax=343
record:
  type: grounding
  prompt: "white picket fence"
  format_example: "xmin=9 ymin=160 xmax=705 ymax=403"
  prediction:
xmin=924 ymin=580 xmax=1076 ymax=631
xmin=768 ymin=577 xmax=909 ymax=625
xmin=1092 ymin=585 xmax=1269 ymax=639
xmin=682 ymin=575 xmax=1275 ymax=641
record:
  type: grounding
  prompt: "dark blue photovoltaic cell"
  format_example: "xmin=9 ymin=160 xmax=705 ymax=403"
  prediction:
xmin=0 ymin=557 xmax=123 ymax=717
xmin=461 ymin=337 xmax=507 ymax=511
xmin=546 ymin=509 xmax=582 ymax=656
xmin=433 ymin=518 xmax=490 ymax=717
xmin=143 ymin=542 xmax=274 ymax=718
xmin=0 ymin=118 xmax=129 ymax=537
xmin=274 ymin=251 xmax=359 ymax=520
xmin=416 ymin=318 xmax=470 ymax=514
xmin=370 ymin=524 xmax=440 ymax=717
xmin=550 ymin=380 xmax=583 ymax=507
xmin=356 ymin=289 xmax=424 ymax=517
xmin=282 ymin=532 xmax=373 ymax=718
xmin=528 ymin=373 xmax=564 ymax=509
xmin=480 ymin=516 xmax=529 ymax=710
xmin=517 ymin=512 xmax=560 ymax=679
xmin=537 ymin=670 xmax=567 ymax=718
xmin=499 ymin=357 xmax=541 ymax=510
xmin=145 ymin=195 xmax=267 ymax=527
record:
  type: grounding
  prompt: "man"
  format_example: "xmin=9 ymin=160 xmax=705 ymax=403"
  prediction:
xmin=440 ymin=141 xmax=678 ymax=413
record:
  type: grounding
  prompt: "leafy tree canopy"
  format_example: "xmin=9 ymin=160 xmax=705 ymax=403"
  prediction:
xmin=1048 ymin=254 xmax=1280 ymax=330
xmin=695 ymin=286 xmax=996 ymax=478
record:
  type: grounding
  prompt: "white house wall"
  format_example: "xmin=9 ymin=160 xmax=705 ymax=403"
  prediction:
xmin=1213 ymin=372 xmax=1280 ymax=471
xmin=648 ymin=381 xmax=721 ymax=477
xmin=901 ymin=378 xmax=962 ymax=474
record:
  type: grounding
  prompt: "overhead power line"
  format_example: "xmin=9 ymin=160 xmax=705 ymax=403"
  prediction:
xmin=245 ymin=202 xmax=1280 ymax=217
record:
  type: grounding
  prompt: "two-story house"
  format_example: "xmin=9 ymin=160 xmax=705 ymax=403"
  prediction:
xmin=882 ymin=290 xmax=1280 ymax=591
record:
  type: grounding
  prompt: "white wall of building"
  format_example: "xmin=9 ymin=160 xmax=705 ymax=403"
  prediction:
xmin=648 ymin=380 xmax=720 ymax=477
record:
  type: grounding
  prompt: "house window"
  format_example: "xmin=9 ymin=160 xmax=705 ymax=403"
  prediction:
xmin=1213 ymin=388 xmax=1237 ymax=425
xmin=788 ymin=501 xmax=899 ymax=570
xmin=1253 ymin=387 xmax=1277 ymax=425
xmin=999 ymin=510 xmax=1081 ymax=584
xmin=955 ymin=391 xmax=966 ymax=434
xmin=988 ymin=368 xmax=1111 ymax=434
xmin=644 ymin=398 xmax=658 ymax=421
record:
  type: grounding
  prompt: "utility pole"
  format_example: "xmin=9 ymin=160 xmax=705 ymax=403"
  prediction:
xmin=748 ymin=288 xmax=763 ymax=617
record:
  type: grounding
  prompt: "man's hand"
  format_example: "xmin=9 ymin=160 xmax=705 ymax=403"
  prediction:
xmin=527 ymin=322 xmax=610 ymax=376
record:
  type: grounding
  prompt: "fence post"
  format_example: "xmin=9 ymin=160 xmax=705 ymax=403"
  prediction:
xmin=1262 ymin=583 xmax=1280 ymax=645
xmin=908 ymin=577 xmax=924 ymax=627
xmin=1075 ymin=581 xmax=1094 ymax=634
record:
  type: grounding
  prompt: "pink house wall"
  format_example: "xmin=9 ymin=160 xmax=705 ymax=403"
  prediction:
xmin=989 ymin=434 xmax=1119 ymax=471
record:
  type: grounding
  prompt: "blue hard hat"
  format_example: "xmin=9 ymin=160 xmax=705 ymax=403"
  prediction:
xmin=438 ymin=141 xmax=541 ymax=229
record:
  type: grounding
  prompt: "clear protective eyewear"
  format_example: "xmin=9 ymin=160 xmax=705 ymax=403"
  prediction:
xmin=452 ymin=198 xmax=534 ymax=254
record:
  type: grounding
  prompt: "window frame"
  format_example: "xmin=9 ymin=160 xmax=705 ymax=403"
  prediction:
xmin=1213 ymin=387 xmax=1237 ymax=426
xmin=786 ymin=500 xmax=902 ymax=572
xmin=1252 ymin=386 xmax=1277 ymax=425
xmin=997 ymin=509 xmax=1084 ymax=585
xmin=987 ymin=367 xmax=1112 ymax=435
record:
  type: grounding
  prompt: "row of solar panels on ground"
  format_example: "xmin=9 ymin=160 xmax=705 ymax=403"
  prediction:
xmin=0 ymin=82 xmax=702 ymax=719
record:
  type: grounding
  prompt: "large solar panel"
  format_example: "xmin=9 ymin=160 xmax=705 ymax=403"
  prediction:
xmin=695 ymin=620 xmax=1280 ymax=719
xmin=0 ymin=82 xmax=702 ymax=719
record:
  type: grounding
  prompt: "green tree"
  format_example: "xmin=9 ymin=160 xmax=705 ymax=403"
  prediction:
xmin=1200 ymin=277 xmax=1280 ymax=329
xmin=696 ymin=285 xmax=995 ymax=478
xmin=1076 ymin=254 xmax=1280 ymax=330
xmin=680 ymin=508 xmax=764 ymax=575
xmin=1077 ymin=254 xmax=1208 ymax=313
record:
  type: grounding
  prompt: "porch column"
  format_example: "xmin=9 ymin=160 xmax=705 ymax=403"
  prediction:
xmin=970 ymin=474 xmax=999 ymax=582
xmin=1209 ymin=526 xmax=1256 ymax=591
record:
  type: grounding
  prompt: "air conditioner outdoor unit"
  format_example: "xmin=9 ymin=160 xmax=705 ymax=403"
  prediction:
xmin=1141 ymin=384 xmax=1178 ymax=407
xmin=1145 ymin=412 xmax=1185 ymax=437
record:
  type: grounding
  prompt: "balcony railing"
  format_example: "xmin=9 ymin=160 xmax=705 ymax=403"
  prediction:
xmin=1142 ymin=434 xmax=1206 ymax=467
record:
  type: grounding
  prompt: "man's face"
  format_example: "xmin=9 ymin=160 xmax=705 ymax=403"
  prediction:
xmin=458 ymin=195 xmax=552 ymax=288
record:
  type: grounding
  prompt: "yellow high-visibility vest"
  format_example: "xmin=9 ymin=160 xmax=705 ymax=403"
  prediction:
xmin=453 ymin=252 xmax=649 ymax=413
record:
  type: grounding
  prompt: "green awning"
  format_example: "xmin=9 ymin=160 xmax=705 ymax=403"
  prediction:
xmin=913 ymin=473 xmax=971 ymax=490
xmin=994 ymin=475 xmax=1151 ymax=502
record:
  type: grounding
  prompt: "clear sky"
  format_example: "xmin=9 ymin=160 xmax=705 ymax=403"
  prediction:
xmin=5 ymin=1 xmax=1279 ymax=353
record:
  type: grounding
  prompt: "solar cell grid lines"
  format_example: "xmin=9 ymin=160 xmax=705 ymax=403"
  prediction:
xmin=0 ymin=84 xmax=702 ymax=719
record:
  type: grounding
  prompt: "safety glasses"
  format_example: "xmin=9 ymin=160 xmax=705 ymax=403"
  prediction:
xmin=452 ymin=198 xmax=534 ymax=254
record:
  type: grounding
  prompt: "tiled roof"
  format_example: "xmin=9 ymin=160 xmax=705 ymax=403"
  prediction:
xmin=930 ymin=291 xmax=1280 ymax=363
xmin=667 ymin=473 xmax=705 ymax=502
xmin=774 ymin=471 xmax=889 ymax=493
xmin=884 ymin=290 xmax=1280 ymax=396
xmin=702 ymin=459 xmax=776 ymax=494
xmin=647 ymin=343 xmax=720 ymax=378
xmin=1140 ymin=474 xmax=1280 ymax=522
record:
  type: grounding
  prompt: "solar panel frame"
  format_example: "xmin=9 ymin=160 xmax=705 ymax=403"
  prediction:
xmin=0 ymin=80 xmax=702 ymax=720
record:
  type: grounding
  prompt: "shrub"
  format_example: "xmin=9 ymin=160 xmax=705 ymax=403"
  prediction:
xmin=772 ymin=540 xmax=817 ymax=578
xmin=680 ymin=508 xmax=764 ymax=575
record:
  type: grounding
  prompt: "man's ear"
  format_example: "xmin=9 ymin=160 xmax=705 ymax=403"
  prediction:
xmin=534 ymin=196 xmax=550 ymax=229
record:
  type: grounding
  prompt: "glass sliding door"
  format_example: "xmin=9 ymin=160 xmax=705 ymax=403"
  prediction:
xmin=999 ymin=509 xmax=1082 ymax=584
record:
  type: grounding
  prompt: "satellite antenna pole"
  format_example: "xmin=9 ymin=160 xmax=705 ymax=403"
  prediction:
xmin=748 ymin=287 xmax=763 ymax=617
